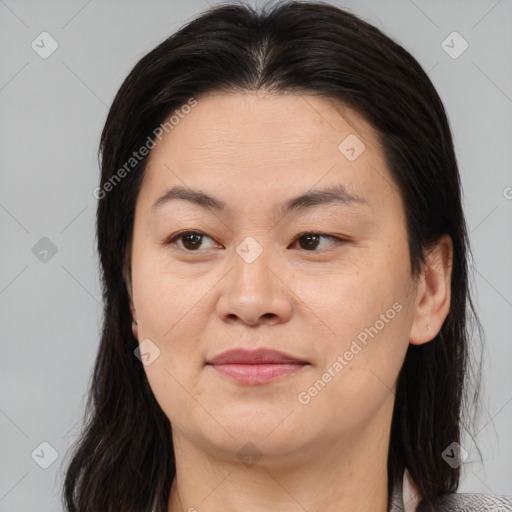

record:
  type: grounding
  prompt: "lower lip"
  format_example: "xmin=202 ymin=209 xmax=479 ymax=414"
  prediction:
xmin=208 ymin=363 xmax=308 ymax=384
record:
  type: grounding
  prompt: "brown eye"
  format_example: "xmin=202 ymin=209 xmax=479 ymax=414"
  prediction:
xmin=166 ymin=231 xmax=217 ymax=251
xmin=292 ymin=232 xmax=345 ymax=251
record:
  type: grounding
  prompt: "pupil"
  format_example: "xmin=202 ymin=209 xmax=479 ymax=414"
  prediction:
xmin=301 ymin=234 xmax=319 ymax=250
xmin=184 ymin=233 xmax=201 ymax=250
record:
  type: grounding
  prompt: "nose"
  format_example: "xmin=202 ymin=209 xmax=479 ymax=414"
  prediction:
xmin=215 ymin=245 xmax=293 ymax=327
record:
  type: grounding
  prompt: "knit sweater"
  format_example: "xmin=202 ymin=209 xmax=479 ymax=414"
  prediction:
xmin=388 ymin=469 xmax=512 ymax=511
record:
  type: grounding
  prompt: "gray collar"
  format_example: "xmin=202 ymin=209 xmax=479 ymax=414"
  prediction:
xmin=387 ymin=471 xmax=512 ymax=511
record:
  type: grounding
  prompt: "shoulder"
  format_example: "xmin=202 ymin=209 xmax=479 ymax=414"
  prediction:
xmin=433 ymin=491 xmax=512 ymax=511
xmin=395 ymin=470 xmax=512 ymax=511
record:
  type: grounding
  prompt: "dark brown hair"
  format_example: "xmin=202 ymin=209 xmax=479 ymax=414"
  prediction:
xmin=62 ymin=1 xmax=483 ymax=510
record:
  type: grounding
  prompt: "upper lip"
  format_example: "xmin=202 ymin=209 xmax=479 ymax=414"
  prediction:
xmin=207 ymin=348 xmax=309 ymax=365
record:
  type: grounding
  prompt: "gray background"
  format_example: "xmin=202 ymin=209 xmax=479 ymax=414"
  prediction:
xmin=1 ymin=0 xmax=511 ymax=510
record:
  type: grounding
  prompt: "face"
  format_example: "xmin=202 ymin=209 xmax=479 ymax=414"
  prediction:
xmin=127 ymin=91 xmax=422 ymax=462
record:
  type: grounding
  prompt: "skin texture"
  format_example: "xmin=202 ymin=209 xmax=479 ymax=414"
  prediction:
xmin=125 ymin=92 xmax=453 ymax=512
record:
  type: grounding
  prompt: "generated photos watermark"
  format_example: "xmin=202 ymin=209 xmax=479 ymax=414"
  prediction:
xmin=297 ymin=301 xmax=403 ymax=405
xmin=93 ymin=97 xmax=197 ymax=200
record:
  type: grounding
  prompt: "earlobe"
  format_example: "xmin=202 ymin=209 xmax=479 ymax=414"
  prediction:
xmin=409 ymin=234 xmax=453 ymax=346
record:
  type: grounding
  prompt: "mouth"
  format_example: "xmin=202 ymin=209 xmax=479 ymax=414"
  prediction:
xmin=206 ymin=348 xmax=310 ymax=385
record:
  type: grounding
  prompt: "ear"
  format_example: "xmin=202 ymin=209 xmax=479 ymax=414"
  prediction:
xmin=409 ymin=234 xmax=453 ymax=345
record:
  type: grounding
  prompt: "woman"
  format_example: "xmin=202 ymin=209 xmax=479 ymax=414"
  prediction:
xmin=62 ymin=1 xmax=512 ymax=511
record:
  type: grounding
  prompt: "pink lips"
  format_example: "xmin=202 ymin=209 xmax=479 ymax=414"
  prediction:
xmin=206 ymin=348 xmax=309 ymax=385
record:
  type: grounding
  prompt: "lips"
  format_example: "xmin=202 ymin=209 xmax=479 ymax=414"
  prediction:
xmin=206 ymin=348 xmax=309 ymax=385
xmin=207 ymin=348 xmax=309 ymax=366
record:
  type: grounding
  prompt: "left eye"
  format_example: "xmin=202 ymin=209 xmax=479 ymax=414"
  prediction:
xmin=291 ymin=232 xmax=344 ymax=251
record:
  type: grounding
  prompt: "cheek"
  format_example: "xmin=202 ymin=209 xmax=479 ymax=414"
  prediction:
xmin=132 ymin=251 xmax=208 ymax=338
xmin=321 ymin=302 xmax=407 ymax=390
xmin=298 ymin=316 xmax=408 ymax=435
xmin=316 ymin=264 xmax=402 ymax=339
xmin=309 ymin=268 xmax=411 ymax=408
xmin=143 ymin=365 xmax=189 ymax=429
xmin=132 ymin=270 xmax=208 ymax=414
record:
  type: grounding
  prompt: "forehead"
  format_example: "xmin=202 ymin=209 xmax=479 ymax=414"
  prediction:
xmin=139 ymin=91 xmax=395 ymax=216
xmin=149 ymin=91 xmax=381 ymax=160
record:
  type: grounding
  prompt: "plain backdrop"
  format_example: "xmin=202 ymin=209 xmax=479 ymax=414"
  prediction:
xmin=0 ymin=0 xmax=511 ymax=510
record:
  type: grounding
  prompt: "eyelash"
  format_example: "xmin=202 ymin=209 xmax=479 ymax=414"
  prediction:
xmin=164 ymin=230 xmax=348 ymax=252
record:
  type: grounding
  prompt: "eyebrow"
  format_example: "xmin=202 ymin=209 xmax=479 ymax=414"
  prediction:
xmin=151 ymin=184 xmax=370 ymax=217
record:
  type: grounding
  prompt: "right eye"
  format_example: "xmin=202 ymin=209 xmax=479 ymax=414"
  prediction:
xmin=165 ymin=230 xmax=219 ymax=252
